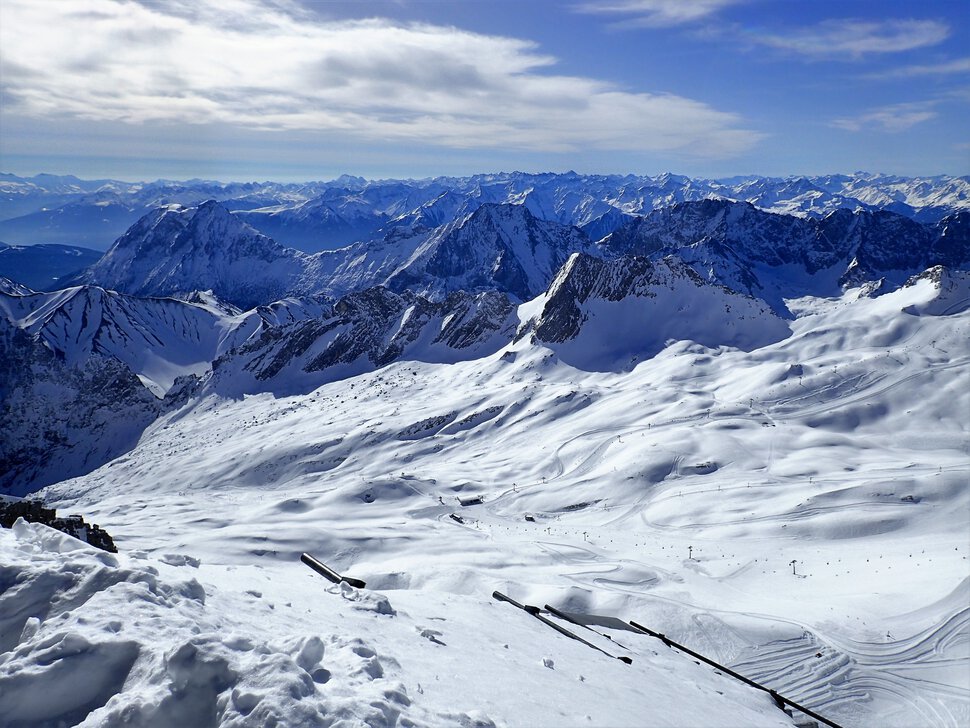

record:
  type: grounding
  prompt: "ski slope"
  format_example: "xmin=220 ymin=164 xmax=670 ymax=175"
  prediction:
xmin=6 ymin=274 xmax=969 ymax=727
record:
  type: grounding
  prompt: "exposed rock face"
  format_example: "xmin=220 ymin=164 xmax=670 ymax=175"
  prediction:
xmin=599 ymin=199 xmax=970 ymax=300
xmin=931 ymin=211 xmax=970 ymax=269
xmin=207 ymin=286 xmax=516 ymax=393
xmin=0 ymin=318 xmax=160 ymax=494
xmin=533 ymin=254 xmax=657 ymax=344
xmin=526 ymin=252 xmax=791 ymax=368
xmin=436 ymin=290 xmax=516 ymax=349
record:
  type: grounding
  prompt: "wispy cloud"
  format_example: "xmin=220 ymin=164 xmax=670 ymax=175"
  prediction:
xmin=573 ymin=0 xmax=744 ymax=27
xmin=868 ymin=57 xmax=970 ymax=79
xmin=832 ymin=102 xmax=938 ymax=133
xmin=573 ymin=6 xmax=949 ymax=60
xmin=0 ymin=0 xmax=761 ymax=158
xmin=751 ymin=19 xmax=950 ymax=58
xmin=945 ymin=87 xmax=970 ymax=103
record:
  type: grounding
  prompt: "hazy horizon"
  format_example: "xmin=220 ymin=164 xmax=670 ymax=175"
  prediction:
xmin=3 ymin=167 xmax=967 ymax=188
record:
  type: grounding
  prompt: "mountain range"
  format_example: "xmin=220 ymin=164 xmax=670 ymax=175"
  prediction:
xmin=2 ymin=171 xmax=969 ymax=727
xmin=73 ymin=197 xmax=969 ymax=313
xmin=1 ymin=171 xmax=967 ymax=251
xmin=2 ymin=183 xmax=968 ymax=492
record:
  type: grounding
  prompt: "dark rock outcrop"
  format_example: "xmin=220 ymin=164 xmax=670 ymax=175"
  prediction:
xmin=0 ymin=500 xmax=117 ymax=552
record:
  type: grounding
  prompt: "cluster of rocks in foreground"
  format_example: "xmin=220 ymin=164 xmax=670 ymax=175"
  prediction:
xmin=0 ymin=498 xmax=117 ymax=552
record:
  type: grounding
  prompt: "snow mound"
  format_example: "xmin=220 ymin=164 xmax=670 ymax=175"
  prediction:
xmin=0 ymin=520 xmax=447 ymax=727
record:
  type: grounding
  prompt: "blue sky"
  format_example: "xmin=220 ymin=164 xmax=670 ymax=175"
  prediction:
xmin=0 ymin=0 xmax=967 ymax=181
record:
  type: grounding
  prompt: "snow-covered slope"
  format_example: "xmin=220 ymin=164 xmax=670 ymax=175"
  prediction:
xmin=0 ymin=284 xmax=337 ymax=492
xmin=0 ymin=519 xmax=794 ymax=728
xmin=29 ymin=269 xmax=970 ymax=727
xmin=0 ymin=286 xmax=237 ymax=396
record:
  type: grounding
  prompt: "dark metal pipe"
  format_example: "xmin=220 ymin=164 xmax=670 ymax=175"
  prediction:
xmin=301 ymin=552 xmax=366 ymax=589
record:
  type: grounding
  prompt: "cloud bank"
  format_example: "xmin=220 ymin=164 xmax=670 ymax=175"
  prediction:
xmin=0 ymin=0 xmax=760 ymax=158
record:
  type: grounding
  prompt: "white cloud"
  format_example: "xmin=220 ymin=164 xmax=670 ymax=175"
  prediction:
xmin=573 ymin=0 xmax=744 ymax=27
xmin=832 ymin=102 xmax=938 ymax=133
xmin=0 ymin=0 xmax=760 ymax=159
xmin=752 ymin=19 xmax=950 ymax=58
xmin=869 ymin=57 xmax=970 ymax=79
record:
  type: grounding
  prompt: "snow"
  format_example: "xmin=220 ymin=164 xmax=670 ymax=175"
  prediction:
xmin=2 ymin=175 xmax=968 ymax=725
xmin=0 ymin=518 xmax=792 ymax=728
xmin=5 ymin=273 xmax=962 ymax=727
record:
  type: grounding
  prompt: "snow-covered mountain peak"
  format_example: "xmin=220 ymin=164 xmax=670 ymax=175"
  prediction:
xmin=176 ymin=200 xmax=293 ymax=261
xmin=83 ymin=202 xmax=315 ymax=309
xmin=386 ymin=202 xmax=593 ymax=302
xmin=528 ymin=252 xmax=789 ymax=369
